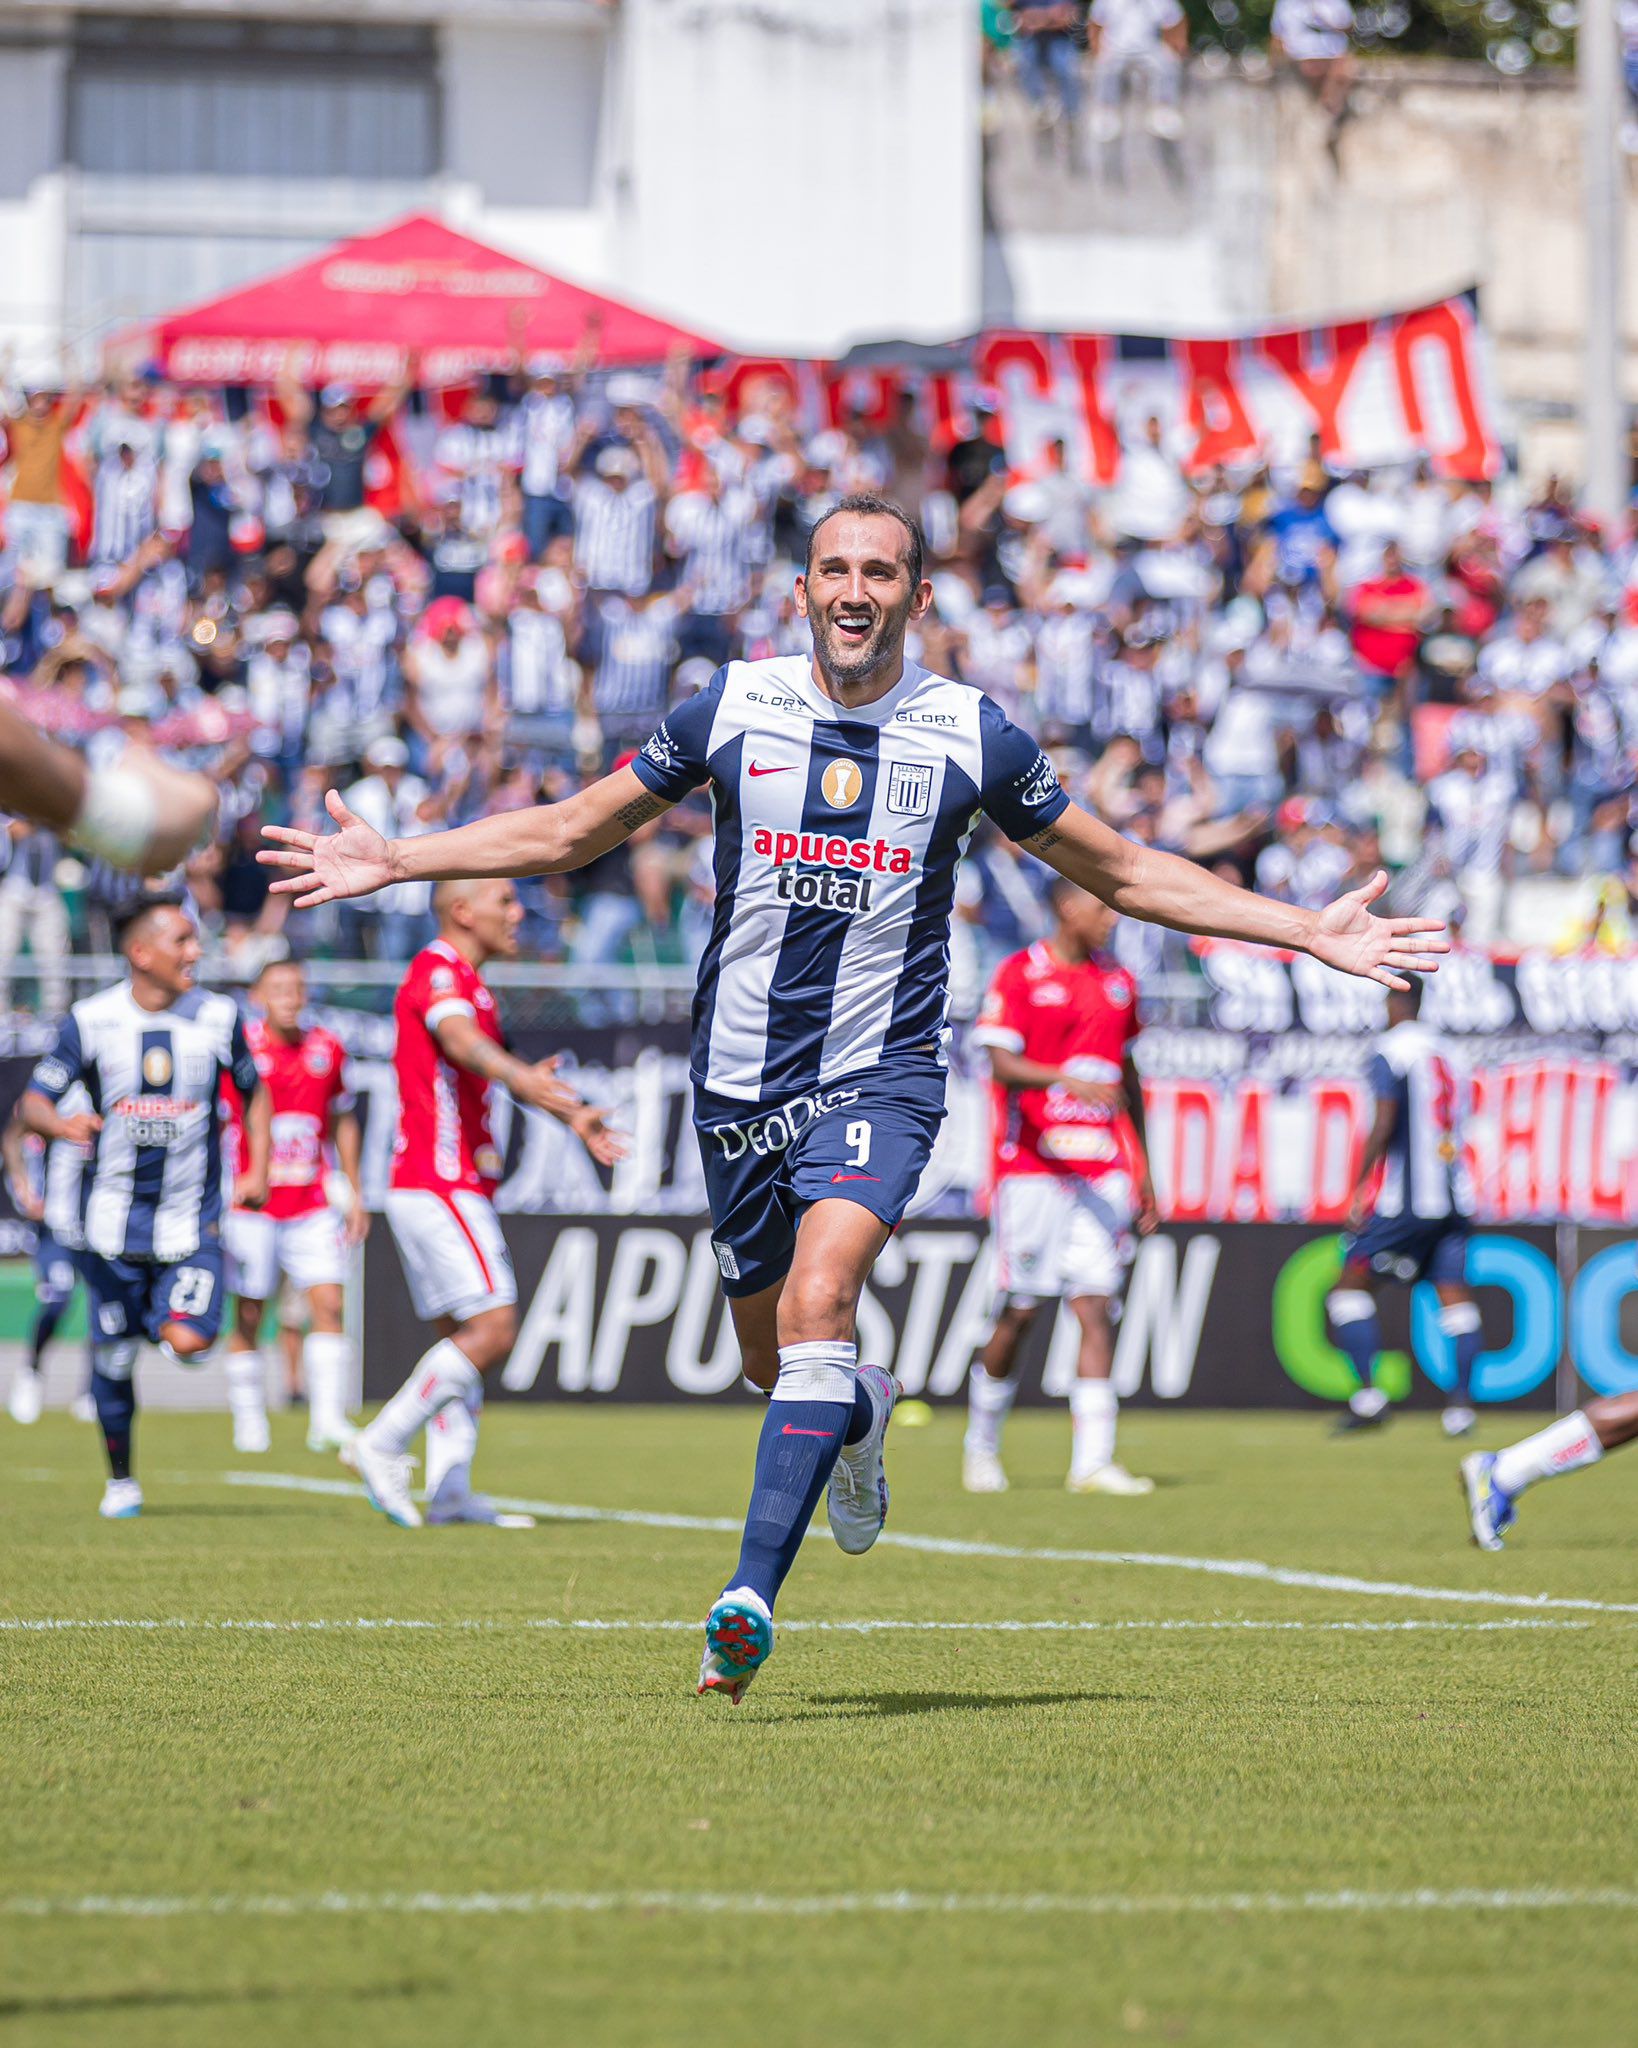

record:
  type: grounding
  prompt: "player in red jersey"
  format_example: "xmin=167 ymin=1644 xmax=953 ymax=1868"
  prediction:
xmin=964 ymin=880 xmax=1158 ymax=1496
xmin=222 ymin=960 xmax=365 ymax=1455
xmin=348 ymin=875 xmax=622 ymax=1528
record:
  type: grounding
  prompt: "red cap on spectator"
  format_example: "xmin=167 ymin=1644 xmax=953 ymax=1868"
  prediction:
xmin=1276 ymin=798 xmax=1310 ymax=833
xmin=422 ymin=595 xmax=472 ymax=638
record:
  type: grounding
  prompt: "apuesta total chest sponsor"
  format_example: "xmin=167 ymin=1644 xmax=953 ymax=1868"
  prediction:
xmin=749 ymin=826 xmax=915 ymax=913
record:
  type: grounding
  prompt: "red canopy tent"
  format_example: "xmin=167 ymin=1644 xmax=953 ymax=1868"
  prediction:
xmin=150 ymin=214 xmax=720 ymax=385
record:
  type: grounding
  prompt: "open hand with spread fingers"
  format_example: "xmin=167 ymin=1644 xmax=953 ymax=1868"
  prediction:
xmin=1308 ymin=870 xmax=1449 ymax=990
xmin=258 ymin=788 xmax=395 ymax=909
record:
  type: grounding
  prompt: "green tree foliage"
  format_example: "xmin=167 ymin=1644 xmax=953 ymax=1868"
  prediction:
xmin=1181 ymin=0 xmax=1577 ymax=71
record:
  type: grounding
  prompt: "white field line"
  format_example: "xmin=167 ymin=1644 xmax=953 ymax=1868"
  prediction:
xmin=0 ymin=1616 xmax=1600 ymax=1635
xmin=3 ymin=1885 xmax=1636 ymax=1923
xmin=224 ymin=1469 xmax=1638 ymax=1618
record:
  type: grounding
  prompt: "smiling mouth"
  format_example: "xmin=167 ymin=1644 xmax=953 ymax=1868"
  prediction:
xmin=831 ymin=611 xmax=875 ymax=646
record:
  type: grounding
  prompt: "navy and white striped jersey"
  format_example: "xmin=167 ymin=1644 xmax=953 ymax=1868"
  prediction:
xmin=1367 ymin=1019 xmax=1474 ymax=1222
xmin=630 ymin=656 xmax=1072 ymax=1101
xmin=666 ymin=489 xmax=758 ymax=615
xmin=573 ymin=477 xmax=658 ymax=595
xmin=91 ymin=458 xmax=157 ymax=566
xmin=588 ymin=594 xmax=679 ymax=727
xmin=28 ymin=984 xmax=259 ymax=1261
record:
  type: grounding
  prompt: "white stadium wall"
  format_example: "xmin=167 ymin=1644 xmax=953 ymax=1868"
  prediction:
xmin=609 ymin=0 xmax=983 ymax=354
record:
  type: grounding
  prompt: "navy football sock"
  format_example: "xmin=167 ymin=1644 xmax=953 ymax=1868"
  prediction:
xmin=1445 ymin=1308 xmax=1482 ymax=1402
xmin=726 ymin=1342 xmax=857 ymax=1612
xmin=92 ymin=1367 xmax=135 ymax=1482
xmin=1329 ymin=1295 xmax=1381 ymax=1388
xmin=1453 ymin=1327 xmax=1480 ymax=1401
xmin=28 ymin=1300 xmax=65 ymax=1376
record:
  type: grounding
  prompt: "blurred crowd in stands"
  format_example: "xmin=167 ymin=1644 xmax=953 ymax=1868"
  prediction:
xmin=984 ymin=1 xmax=1638 ymax=168
xmin=3 ymin=343 xmax=1638 ymax=1015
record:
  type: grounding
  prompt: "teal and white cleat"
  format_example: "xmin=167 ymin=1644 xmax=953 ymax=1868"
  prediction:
xmin=1460 ymin=1451 xmax=1515 ymax=1552
xmin=697 ymin=1586 xmax=774 ymax=1704
xmin=827 ymin=1365 xmax=899 ymax=1555
xmin=99 ymin=1478 xmax=143 ymax=1520
xmin=348 ymin=1434 xmax=422 ymax=1529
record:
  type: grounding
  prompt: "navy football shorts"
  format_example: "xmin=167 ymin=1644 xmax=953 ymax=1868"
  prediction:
xmin=693 ymin=1057 xmax=948 ymax=1298
xmin=1342 ymin=1213 xmax=1469 ymax=1288
xmin=80 ymin=1242 xmax=227 ymax=1353
xmin=32 ymin=1229 xmax=80 ymax=1309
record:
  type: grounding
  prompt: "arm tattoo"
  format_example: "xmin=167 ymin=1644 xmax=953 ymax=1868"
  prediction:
xmin=614 ymin=791 xmax=665 ymax=832
xmin=1023 ymin=825 xmax=1063 ymax=854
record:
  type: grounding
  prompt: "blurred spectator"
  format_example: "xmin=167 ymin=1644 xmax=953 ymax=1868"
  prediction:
xmin=574 ymin=439 xmax=665 ymax=596
xmin=3 ymin=364 xmax=84 ymax=579
xmin=1271 ymin=0 xmax=1355 ymax=147
xmin=0 ymin=820 xmax=68 ymax=1015
xmin=276 ymin=361 xmax=413 ymax=542
xmin=1013 ymin=2 xmax=1090 ymax=168
xmin=1346 ymin=539 xmax=1433 ymax=703
xmin=1087 ymin=0 xmax=1186 ymax=145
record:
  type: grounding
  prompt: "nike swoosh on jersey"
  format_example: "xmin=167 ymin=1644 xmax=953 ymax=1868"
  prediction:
xmin=747 ymin=762 xmax=795 ymax=777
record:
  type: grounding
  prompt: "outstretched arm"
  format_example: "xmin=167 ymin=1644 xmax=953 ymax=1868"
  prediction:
xmin=1020 ymin=803 xmax=1447 ymax=991
xmin=259 ymin=765 xmax=672 ymax=907
xmin=433 ymin=1014 xmax=625 ymax=1169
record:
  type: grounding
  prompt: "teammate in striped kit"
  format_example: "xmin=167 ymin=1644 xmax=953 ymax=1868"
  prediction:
xmin=263 ymin=493 xmax=1448 ymax=1698
xmin=1327 ymin=980 xmax=1482 ymax=1437
xmin=345 ymin=878 xmax=622 ymax=1529
xmin=20 ymin=897 xmax=269 ymax=1517
xmin=2 ymin=1097 xmax=93 ymax=1426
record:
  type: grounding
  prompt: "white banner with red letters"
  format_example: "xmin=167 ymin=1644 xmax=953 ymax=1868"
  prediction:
xmin=710 ymin=292 xmax=1501 ymax=482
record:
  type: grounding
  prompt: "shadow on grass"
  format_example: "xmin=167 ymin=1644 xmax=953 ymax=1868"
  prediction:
xmin=0 ymin=1976 xmax=447 ymax=2019
xmin=775 ymin=1689 xmax=1150 ymax=1721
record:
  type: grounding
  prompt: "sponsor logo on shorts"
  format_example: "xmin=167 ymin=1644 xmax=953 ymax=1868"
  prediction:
xmin=710 ymin=1084 xmax=861 ymax=1162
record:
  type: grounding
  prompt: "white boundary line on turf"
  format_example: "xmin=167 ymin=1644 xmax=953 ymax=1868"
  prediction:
xmin=221 ymin=1469 xmax=1638 ymax=1618
xmin=3 ymin=1884 xmax=1636 ymax=1922
xmin=0 ymin=1616 xmax=1600 ymax=1635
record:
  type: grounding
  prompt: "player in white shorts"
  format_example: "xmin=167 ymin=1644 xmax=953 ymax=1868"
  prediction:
xmin=222 ymin=960 xmax=364 ymax=1454
xmin=966 ymin=882 xmax=1158 ymax=1495
xmin=347 ymin=877 xmax=620 ymax=1528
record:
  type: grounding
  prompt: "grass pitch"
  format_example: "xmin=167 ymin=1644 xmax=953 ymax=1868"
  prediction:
xmin=2 ymin=1404 xmax=1634 ymax=2047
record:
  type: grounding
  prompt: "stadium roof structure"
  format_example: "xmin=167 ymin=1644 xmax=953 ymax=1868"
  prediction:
xmin=148 ymin=213 xmax=721 ymax=386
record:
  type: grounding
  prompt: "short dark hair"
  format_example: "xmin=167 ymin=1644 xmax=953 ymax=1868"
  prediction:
xmin=114 ymin=889 xmax=187 ymax=955
xmin=804 ymin=492 xmax=924 ymax=592
xmin=1392 ymin=977 xmax=1425 ymax=1017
